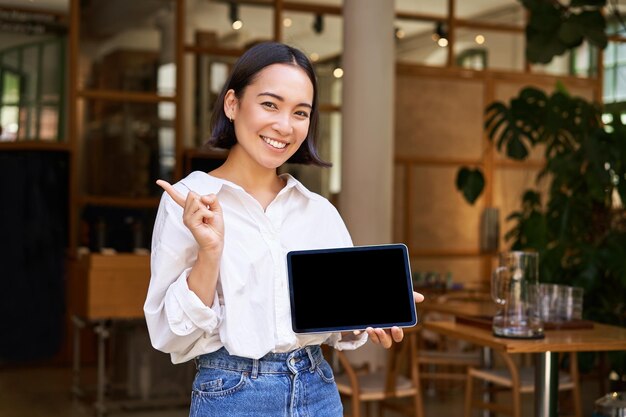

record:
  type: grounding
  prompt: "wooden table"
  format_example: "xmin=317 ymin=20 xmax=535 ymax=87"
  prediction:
xmin=424 ymin=320 xmax=626 ymax=417
xmin=417 ymin=294 xmax=496 ymax=318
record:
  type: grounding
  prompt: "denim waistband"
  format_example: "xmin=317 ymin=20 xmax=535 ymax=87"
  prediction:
xmin=196 ymin=346 xmax=323 ymax=377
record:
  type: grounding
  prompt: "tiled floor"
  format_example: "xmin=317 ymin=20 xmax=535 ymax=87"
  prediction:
xmin=0 ymin=363 xmax=605 ymax=417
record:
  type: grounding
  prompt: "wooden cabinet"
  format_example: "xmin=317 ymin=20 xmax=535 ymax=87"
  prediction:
xmin=68 ymin=253 xmax=150 ymax=320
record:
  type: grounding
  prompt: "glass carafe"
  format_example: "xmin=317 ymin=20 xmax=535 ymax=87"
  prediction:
xmin=491 ymin=251 xmax=544 ymax=339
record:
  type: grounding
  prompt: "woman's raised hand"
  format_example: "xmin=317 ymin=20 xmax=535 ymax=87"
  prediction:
xmin=156 ymin=179 xmax=225 ymax=255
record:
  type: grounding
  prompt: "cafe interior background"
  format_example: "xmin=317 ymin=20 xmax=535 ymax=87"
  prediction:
xmin=1 ymin=0 xmax=626 ymax=416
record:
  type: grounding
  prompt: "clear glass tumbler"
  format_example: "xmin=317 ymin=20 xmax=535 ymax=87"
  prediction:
xmin=491 ymin=251 xmax=544 ymax=339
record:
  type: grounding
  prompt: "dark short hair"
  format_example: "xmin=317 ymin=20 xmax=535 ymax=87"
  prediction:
xmin=207 ymin=41 xmax=330 ymax=167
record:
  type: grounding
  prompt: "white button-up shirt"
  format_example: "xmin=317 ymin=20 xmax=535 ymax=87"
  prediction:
xmin=144 ymin=171 xmax=367 ymax=363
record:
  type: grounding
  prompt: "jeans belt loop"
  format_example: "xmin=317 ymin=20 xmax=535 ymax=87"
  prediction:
xmin=251 ymin=358 xmax=259 ymax=379
xmin=305 ymin=346 xmax=316 ymax=372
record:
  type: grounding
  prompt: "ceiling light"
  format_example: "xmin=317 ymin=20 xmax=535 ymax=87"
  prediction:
xmin=309 ymin=52 xmax=319 ymax=62
xmin=283 ymin=17 xmax=292 ymax=28
xmin=475 ymin=34 xmax=485 ymax=45
xmin=333 ymin=67 xmax=343 ymax=78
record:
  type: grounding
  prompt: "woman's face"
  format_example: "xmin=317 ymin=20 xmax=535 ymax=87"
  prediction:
xmin=225 ymin=63 xmax=314 ymax=170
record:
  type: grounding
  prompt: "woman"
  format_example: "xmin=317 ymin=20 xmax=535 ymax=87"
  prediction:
xmin=144 ymin=41 xmax=423 ymax=416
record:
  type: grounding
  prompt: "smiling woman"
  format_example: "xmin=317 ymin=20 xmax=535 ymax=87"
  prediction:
xmin=143 ymin=41 xmax=422 ymax=417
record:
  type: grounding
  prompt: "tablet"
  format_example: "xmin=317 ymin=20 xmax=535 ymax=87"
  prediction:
xmin=286 ymin=243 xmax=418 ymax=334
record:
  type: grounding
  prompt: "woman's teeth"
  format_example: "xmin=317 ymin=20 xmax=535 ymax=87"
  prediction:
xmin=262 ymin=136 xmax=287 ymax=149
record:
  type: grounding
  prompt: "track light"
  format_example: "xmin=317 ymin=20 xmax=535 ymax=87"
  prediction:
xmin=312 ymin=14 xmax=324 ymax=34
xmin=229 ymin=2 xmax=243 ymax=30
xmin=433 ymin=21 xmax=447 ymax=40
xmin=433 ymin=21 xmax=448 ymax=47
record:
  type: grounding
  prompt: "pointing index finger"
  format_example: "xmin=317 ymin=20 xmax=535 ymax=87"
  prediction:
xmin=156 ymin=179 xmax=186 ymax=208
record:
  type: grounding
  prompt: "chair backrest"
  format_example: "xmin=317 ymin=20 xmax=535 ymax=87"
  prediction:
xmin=328 ymin=327 xmax=424 ymax=417
xmin=465 ymin=350 xmax=582 ymax=417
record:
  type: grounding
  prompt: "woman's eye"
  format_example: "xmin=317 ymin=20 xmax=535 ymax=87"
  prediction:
xmin=295 ymin=111 xmax=310 ymax=118
xmin=262 ymin=102 xmax=277 ymax=109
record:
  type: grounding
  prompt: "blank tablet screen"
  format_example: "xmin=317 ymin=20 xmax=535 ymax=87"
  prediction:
xmin=286 ymin=243 xmax=418 ymax=334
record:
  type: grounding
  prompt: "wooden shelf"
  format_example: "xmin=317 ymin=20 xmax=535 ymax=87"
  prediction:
xmin=0 ymin=141 xmax=71 ymax=152
xmin=77 ymin=89 xmax=175 ymax=103
xmin=78 ymin=195 xmax=160 ymax=209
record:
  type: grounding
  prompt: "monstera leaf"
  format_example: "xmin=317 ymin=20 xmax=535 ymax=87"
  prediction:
xmin=522 ymin=0 xmax=607 ymax=64
xmin=484 ymin=87 xmax=548 ymax=160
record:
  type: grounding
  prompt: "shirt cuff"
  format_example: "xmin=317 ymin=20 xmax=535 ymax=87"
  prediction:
xmin=328 ymin=331 xmax=369 ymax=351
xmin=165 ymin=267 xmax=222 ymax=336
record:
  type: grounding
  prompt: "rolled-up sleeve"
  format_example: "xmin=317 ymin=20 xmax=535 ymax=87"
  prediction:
xmin=144 ymin=192 xmax=222 ymax=354
xmin=166 ymin=267 xmax=222 ymax=335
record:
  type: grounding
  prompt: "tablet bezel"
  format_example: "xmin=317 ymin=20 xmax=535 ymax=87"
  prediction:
xmin=286 ymin=243 xmax=418 ymax=334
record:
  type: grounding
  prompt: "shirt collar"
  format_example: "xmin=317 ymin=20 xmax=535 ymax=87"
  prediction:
xmin=180 ymin=170 xmax=321 ymax=202
xmin=178 ymin=171 xmax=225 ymax=195
xmin=279 ymin=173 xmax=323 ymax=202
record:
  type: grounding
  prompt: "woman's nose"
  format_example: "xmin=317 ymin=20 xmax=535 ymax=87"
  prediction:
xmin=273 ymin=114 xmax=294 ymax=136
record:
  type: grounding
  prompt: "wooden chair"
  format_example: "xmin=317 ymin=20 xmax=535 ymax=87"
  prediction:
xmin=417 ymin=291 xmax=488 ymax=397
xmin=330 ymin=327 xmax=424 ymax=417
xmin=464 ymin=350 xmax=582 ymax=417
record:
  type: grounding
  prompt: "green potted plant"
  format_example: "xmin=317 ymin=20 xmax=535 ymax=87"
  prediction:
xmin=456 ymin=83 xmax=626 ymax=387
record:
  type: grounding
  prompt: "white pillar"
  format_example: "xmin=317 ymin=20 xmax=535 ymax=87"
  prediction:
xmin=340 ymin=0 xmax=395 ymax=371
xmin=340 ymin=0 xmax=395 ymax=247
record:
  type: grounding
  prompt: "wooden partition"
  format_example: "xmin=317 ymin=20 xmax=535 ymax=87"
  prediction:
xmin=394 ymin=64 xmax=597 ymax=287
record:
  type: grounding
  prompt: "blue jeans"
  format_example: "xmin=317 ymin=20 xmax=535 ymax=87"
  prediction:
xmin=189 ymin=345 xmax=343 ymax=417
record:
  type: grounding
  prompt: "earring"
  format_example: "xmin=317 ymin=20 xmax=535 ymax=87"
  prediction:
xmin=228 ymin=115 xmax=233 ymax=123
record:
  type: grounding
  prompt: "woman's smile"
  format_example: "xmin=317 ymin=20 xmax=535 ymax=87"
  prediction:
xmin=261 ymin=135 xmax=288 ymax=150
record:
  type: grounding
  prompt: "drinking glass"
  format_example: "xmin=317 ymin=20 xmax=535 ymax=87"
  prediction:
xmin=557 ymin=285 xmax=584 ymax=321
xmin=491 ymin=251 xmax=544 ymax=338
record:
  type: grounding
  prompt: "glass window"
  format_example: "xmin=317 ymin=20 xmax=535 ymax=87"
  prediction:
xmin=456 ymin=28 xmax=524 ymax=72
xmin=79 ymin=0 xmax=177 ymax=94
xmin=41 ymin=41 xmax=61 ymax=102
xmin=455 ymin=0 xmax=523 ymax=23
xmin=0 ymin=105 xmax=19 ymax=141
xmin=456 ymin=48 xmax=488 ymax=70
xmin=283 ymin=11 xmax=343 ymax=64
xmin=603 ymin=40 xmax=626 ymax=104
xmin=79 ymin=99 xmax=175 ymax=197
xmin=190 ymin=54 xmax=238 ymax=148
xmin=2 ymin=70 xmax=20 ymax=103
xmin=21 ymin=46 xmax=39 ymax=103
xmin=0 ymin=37 xmax=65 ymax=142
xmin=396 ymin=0 xmax=447 ymax=16
xmin=395 ymin=19 xmax=449 ymax=66
xmin=569 ymin=41 xmax=598 ymax=78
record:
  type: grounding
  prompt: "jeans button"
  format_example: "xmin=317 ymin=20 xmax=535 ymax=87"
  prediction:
xmin=289 ymin=358 xmax=295 ymax=366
